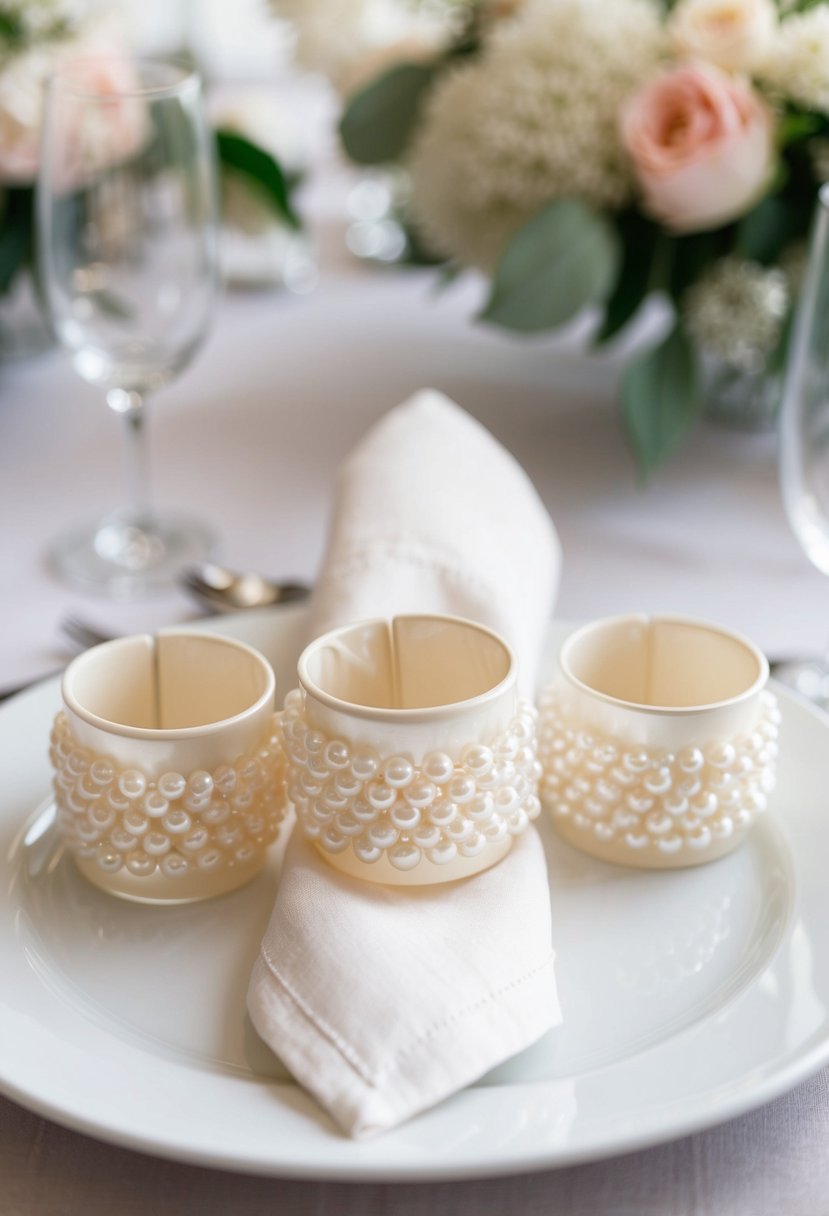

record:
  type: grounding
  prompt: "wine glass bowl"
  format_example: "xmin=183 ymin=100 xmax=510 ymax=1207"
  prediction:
xmin=778 ymin=182 xmax=829 ymax=702
xmin=37 ymin=57 xmax=220 ymax=595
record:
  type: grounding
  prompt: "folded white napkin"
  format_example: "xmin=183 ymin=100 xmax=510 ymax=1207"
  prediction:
xmin=247 ymin=389 xmax=562 ymax=1138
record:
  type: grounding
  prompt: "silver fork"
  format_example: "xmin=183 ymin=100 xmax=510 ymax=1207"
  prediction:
xmin=0 ymin=617 xmax=118 ymax=704
xmin=60 ymin=614 xmax=118 ymax=652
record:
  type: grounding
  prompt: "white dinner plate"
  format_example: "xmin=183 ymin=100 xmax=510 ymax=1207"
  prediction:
xmin=1 ymin=606 xmax=827 ymax=1181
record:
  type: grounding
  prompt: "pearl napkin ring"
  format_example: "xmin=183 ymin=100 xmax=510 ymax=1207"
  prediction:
xmin=287 ymin=614 xmax=542 ymax=884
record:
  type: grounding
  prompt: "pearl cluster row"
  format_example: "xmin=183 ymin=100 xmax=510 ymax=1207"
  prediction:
xmin=537 ymin=687 xmax=780 ymax=858
xmin=279 ymin=688 xmax=542 ymax=872
xmin=50 ymin=712 xmax=287 ymax=880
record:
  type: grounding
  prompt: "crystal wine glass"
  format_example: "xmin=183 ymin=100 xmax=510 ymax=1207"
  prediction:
xmin=37 ymin=57 xmax=220 ymax=595
xmin=779 ymin=182 xmax=829 ymax=703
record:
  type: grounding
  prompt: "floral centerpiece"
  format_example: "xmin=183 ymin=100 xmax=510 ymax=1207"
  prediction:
xmin=0 ymin=0 xmax=303 ymax=349
xmin=339 ymin=0 xmax=828 ymax=474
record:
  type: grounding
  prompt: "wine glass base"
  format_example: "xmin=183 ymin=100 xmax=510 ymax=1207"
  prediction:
xmin=49 ymin=513 xmax=216 ymax=599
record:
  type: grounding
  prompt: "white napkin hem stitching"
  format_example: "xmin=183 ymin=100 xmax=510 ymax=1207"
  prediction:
xmin=386 ymin=952 xmax=556 ymax=1072
xmin=257 ymin=943 xmax=556 ymax=1086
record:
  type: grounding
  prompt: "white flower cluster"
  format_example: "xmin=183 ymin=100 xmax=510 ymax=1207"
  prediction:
xmin=270 ymin=0 xmax=451 ymax=90
xmin=407 ymin=0 xmax=665 ymax=270
xmin=760 ymin=6 xmax=829 ymax=115
xmin=683 ymin=256 xmax=789 ymax=372
xmin=0 ymin=0 xmax=85 ymax=55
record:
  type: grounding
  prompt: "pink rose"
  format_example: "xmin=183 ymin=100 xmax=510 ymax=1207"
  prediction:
xmin=621 ymin=63 xmax=775 ymax=233
xmin=0 ymin=30 xmax=143 ymax=187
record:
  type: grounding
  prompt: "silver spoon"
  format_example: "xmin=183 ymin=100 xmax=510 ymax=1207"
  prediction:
xmin=180 ymin=561 xmax=311 ymax=615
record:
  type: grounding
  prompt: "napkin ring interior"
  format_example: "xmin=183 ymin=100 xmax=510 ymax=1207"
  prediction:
xmin=282 ymin=614 xmax=542 ymax=885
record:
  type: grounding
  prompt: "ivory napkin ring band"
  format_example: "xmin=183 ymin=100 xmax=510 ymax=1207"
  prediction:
xmin=539 ymin=614 xmax=778 ymax=869
xmin=288 ymin=614 xmax=541 ymax=884
xmin=51 ymin=629 xmax=287 ymax=903
xmin=281 ymin=689 xmax=541 ymax=876
xmin=51 ymin=712 xmax=286 ymax=891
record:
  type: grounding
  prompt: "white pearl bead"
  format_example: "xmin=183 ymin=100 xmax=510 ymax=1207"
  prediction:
xmin=354 ymin=838 xmax=382 ymax=864
xmin=507 ymin=808 xmax=528 ymax=835
xmin=459 ymin=831 xmax=486 ymax=858
xmin=334 ymin=772 xmax=363 ymax=799
xmin=316 ymin=826 xmax=342 ymax=856
xmin=197 ymin=848 xmax=223 ymax=871
xmin=413 ymin=825 xmax=442 ymax=848
xmin=187 ymin=770 xmax=214 ymax=799
xmin=351 ymin=798 xmax=379 ymax=824
xmin=123 ymin=810 xmax=149 ymax=837
xmin=366 ymin=781 xmax=396 ymax=811
xmin=211 ymin=765 xmax=237 ymax=796
xmin=368 ymin=824 xmax=399 ymax=849
xmin=391 ymin=803 xmax=421 ymax=831
xmin=404 ymin=778 xmax=437 ymax=809
xmin=335 ymin=810 xmax=364 ymax=838
xmin=445 ymin=818 xmax=473 ymax=843
xmin=389 ymin=843 xmax=422 ymax=871
xmin=144 ymin=791 xmax=169 ymax=819
xmin=90 ymin=760 xmax=115 ymax=787
xmin=466 ymin=792 xmax=495 ymax=823
xmin=163 ymin=809 xmax=191 ymax=835
xmin=110 ymin=827 xmax=137 ymax=852
xmin=118 ymin=770 xmax=146 ymax=800
xmin=96 ymin=845 xmax=123 ymax=873
xmin=324 ymin=740 xmax=351 ymax=770
xmin=706 ymin=742 xmax=736 ymax=770
xmin=89 ymin=804 xmax=115 ymax=831
xmin=144 ymin=832 xmax=171 ymax=857
xmin=126 ymin=851 xmax=155 ymax=876
xmin=161 ymin=853 xmax=189 ymax=877
xmin=158 ymin=772 xmax=186 ymax=800
xmin=678 ymin=747 xmax=704 ymax=774
xmin=383 ymin=756 xmax=415 ymax=789
xmin=461 ymin=744 xmax=493 ymax=778
xmin=203 ymin=799 xmax=230 ymax=825
xmin=422 ymin=752 xmax=454 ymax=784
xmin=483 ymin=818 xmax=508 ymax=842
xmin=448 ymin=774 xmax=476 ymax=805
xmin=428 ymin=800 xmax=457 ymax=827
xmin=181 ymin=827 xmax=210 ymax=853
xmin=622 ymin=752 xmax=649 ymax=775
xmin=644 ymin=768 xmax=672 ymax=795
xmin=428 ymin=841 xmax=458 ymax=866
xmin=494 ymin=786 xmax=519 ymax=814
xmin=351 ymin=746 xmax=380 ymax=781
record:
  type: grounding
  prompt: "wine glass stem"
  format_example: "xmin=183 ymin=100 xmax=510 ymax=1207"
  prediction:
xmin=108 ymin=389 xmax=152 ymax=525
xmin=125 ymin=406 xmax=150 ymax=523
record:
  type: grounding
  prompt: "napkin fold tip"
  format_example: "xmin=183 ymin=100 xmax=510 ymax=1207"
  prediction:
xmin=248 ymin=944 xmax=560 ymax=1140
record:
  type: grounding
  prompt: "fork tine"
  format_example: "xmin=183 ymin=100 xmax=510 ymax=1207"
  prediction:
xmin=60 ymin=615 xmax=117 ymax=651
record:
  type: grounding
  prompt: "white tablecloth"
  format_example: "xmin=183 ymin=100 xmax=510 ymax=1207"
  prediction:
xmin=2 ymin=205 xmax=829 ymax=1214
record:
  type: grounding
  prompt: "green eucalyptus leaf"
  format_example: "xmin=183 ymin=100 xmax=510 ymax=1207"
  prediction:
xmin=215 ymin=130 xmax=301 ymax=230
xmin=480 ymin=200 xmax=620 ymax=334
xmin=668 ymin=231 xmax=720 ymax=304
xmin=779 ymin=110 xmax=823 ymax=148
xmin=737 ymin=196 xmax=790 ymax=263
xmin=0 ymin=187 xmax=33 ymax=296
xmin=595 ymin=213 xmax=661 ymax=345
xmin=621 ymin=324 xmax=700 ymax=480
xmin=339 ymin=62 xmax=439 ymax=166
xmin=738 ymin=192 xmax=813 ymax=265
